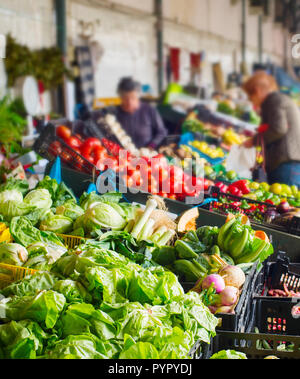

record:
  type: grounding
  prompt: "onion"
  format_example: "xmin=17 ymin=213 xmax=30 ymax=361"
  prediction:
xmin=265 ymin=209 xmax=280 ymax=224
xmin=276 ymin=201 xmax=291 ymax=214
xmin=219 ymin=265 xmax=246 ymax=289
xmin=202 ymin=274 xmax=226 ymax=294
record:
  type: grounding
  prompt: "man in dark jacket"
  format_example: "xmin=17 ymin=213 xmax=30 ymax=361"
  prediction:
xmin=113 ymin=77 xmax=168 ymax=149
xmin=243 ymin=71 xmax=300 ymax=187
xmin=75 ymin=77 xmax=168 ymax=151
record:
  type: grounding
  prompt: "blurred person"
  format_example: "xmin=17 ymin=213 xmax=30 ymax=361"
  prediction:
xmin=114 ymin=77 xmax=168 ymax=149
xmin=243 ymin=71 xmax=300 ymax=187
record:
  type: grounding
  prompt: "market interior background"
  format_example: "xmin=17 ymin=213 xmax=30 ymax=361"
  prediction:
xmin=0 ymin=0 xmax=299 ymax=120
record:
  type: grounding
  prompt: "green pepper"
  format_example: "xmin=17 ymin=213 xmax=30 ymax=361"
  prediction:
xmin=174 ymin=260 xmax=206 ymax=282
xmin=241 ymin=200 xmax=251 ymax=210
xmin=152 ymin=246 xmax=177 ymax=266
xmin=175 ymin=240 xmax=199 ymax=260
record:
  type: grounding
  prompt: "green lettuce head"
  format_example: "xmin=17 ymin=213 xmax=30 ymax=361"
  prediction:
xmin=56 ymin=200 xmax=84 ymax=221
xmin=0 ymin=243 xmax=28 ymax=266
xmin=0 ymin=189 xmax=23 ymax=204
xmin=74 ymin=203 xmax=127 ymax=234
xmin=25 ymin=241 xmax=67 ymax=270
xmin=24 ymin=189 xmax=52 ymax=213
xmin=0 ymin=190 xmax=34 ymax=222
xmin=40 ymin=214 xmax=73 ymax=235
xmin=0 ymin=200 xmax=35 ymax=222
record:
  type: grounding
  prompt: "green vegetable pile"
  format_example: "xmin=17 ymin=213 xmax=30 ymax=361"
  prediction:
xmin=0 ymin=241 xmax=218 ymax=359
xmin=217 ymin=216 xmax=273 ymax=265
xmin=153 ymin=215 xmax=274 ymax=282
xmin=5 ymin=35 xmax=71 ymax=90
xmin=0 ymin=97 xmax=27 ymax=154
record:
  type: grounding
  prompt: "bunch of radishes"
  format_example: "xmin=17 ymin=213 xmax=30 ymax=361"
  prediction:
xmin=193 ymin=265 xmax=246 ymax=315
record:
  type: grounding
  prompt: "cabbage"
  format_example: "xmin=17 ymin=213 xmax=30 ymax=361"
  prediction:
xmin=80 ymin=192 xmax=123 ymax=211
xmin=0 ymin=200 xmax=35 ymax=222
xmin=24 ymin=189 xmax=52 ymax=216
xmin=52 ymin=279 xmax=92 ymax=303
xmin=0 ymin=190 xmax=23 ymax=204
xmin=39 ymin=215 xmax=73 ymax=235
xmin=0 ymin=189 xmax=52 ymax=224
xmin=0 ymin=190 xmax=32 ymax=222
xmin=26 ymin=242 xmax=67 ymax=268
xmin=74 ymin=203 xmax=127 ymax=234
xmin=56 ymin=200 xmax=84 ymax=221
xmin=0 ymin=243 xmax=28 ymax=266
xmin=0 ymin=290 xmax=66 ymax=329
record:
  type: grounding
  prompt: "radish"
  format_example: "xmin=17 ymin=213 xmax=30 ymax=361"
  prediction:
xmin=219 ymin=286 xmax=239 ymax=306
xmin=219 ymin=265 xmax=246 ymax=289
xmin=202 ymin=274 xmax=226 ymax=294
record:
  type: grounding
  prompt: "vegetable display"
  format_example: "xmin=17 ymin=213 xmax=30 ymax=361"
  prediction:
xmin=0 ymin=241 xmax=219 ymax=359
xmin=0 ymin=173 xmax=279 ymax=360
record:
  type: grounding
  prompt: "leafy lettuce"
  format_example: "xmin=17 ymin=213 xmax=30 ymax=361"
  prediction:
xmin=0 ymin=290 xmax=66 ymax=329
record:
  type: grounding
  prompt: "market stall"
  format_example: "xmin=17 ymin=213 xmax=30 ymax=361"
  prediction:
xmin=0 ymin=158 xmax=298 ymax=359
xmin=0 ymin=29 xmax=299 ymax=364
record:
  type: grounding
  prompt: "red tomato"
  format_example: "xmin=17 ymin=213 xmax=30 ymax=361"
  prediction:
xmin=148 ymin=176 xmax=159 ymax=194
xmin=80 ymin=139 xmax=105 ymax=166
xmin=83 ymin=138 xmax=102 ymax=149
xmin=93 ymin=146 xmax=106 ymax=164
xmin=56 ymin=126 xmax=72 ymax=140
xmin=66 ymin=136 xmax=82 ymax=149
xmin=130 ymin=171 xmax=142 ymax=187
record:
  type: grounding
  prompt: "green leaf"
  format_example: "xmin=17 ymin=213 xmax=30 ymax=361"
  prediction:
xmin=1 ymin=272 xmax=59 ymax=298
xmin=0 ymin=290 xmax=66 ymax=330
xmin=210 ymin=350 xmax=248 ymax=359
xmin=119 ymin=341 xmax=160 ymax=359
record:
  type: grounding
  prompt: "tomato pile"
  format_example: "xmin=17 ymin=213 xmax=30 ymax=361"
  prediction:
xmin=214 ymin=180 xmax=251 ymax=197
xmin=52 ymin=126 xmax=206 ymax=202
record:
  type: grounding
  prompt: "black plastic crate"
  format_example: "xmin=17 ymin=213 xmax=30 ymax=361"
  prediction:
xmin=249 ymin=298 xmax=300 ymax=336
xmin=209 ymin=330 xmax=300 ymax=359
xmin=188 ymin=338 xmax=211 ymax=359
xmin=247 ymin=253 xmax=300 ymax=336
xmin=268 ymin=252 xmax=300 ymax=292
xmin=34 ymin=124 xmax=99 ymax=175
xmin=242 ymin=253 xmax=300 ymax=337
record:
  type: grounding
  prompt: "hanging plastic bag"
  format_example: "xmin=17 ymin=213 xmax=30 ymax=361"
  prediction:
xmin=226 ymin=145 xmax=256 ymax=179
